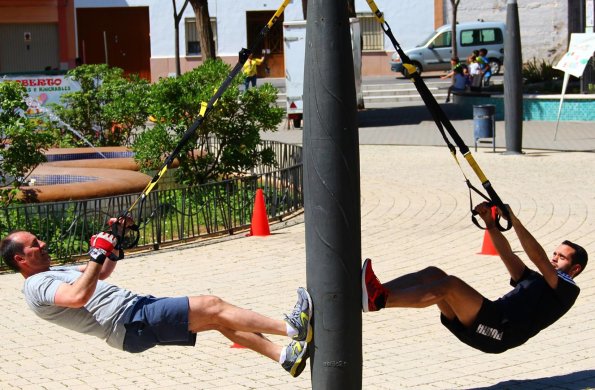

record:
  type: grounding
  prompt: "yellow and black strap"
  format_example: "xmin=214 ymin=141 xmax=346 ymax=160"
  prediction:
xmin=366 ymin=0 xmax=511 ymax=231
xmin=112 ymin=0 xmax=291 ymax=249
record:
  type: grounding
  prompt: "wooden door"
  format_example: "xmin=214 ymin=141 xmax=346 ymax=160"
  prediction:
xmin=76 ymin=7 xmax=150 ymax=80
xmin=246 ymin=11 xmax=284 ymax=78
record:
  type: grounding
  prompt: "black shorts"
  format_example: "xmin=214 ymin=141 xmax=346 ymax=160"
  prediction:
xmin=123 ymin=296 xmax=197 ymax=353
xmin=441 ymin=298 xmax=516 ymax=354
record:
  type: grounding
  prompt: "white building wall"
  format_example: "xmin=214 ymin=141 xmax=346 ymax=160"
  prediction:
xmin=214 ymin=0 xmax=303 ymax=56
xmin=75 ymin=0 xmax=186 ymax=59
xmin=75 ymin=0 xmax=305 ymax=58
xmin=75 ymin=0 xmax=572 ymax=75
xmin=75 ymin=0 xmax=435 ymax=59
xmin=354 ymin=0 xmax=436 ymax=51
xmin=444 ymin=0 xmax=568 ymax=61
xmin=73 ymin=0 xmax=189 ymax=59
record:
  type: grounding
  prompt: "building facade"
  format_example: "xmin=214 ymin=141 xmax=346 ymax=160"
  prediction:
xmin=0 ymin=0 xmax=590 ymax=81
xmin=0 ymin=0 xmax=76 ymax=72
xmin=71 ymin=0 xmax=438 ymax=81
xmin=446 ymin=0 xmax=591 ymax=62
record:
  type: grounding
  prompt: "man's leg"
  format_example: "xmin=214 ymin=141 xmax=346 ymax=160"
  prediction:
xmin=362 ymin=260 xmax=484 ymax=327
xmin=186 ymin=288 xmax=312 ymax=376
xmin=210 ymin=324 xmax=281 ymax=361
xmin=193 ymin=319 xmax=309 ymax=377
xmin=484 ymin=70 xmax=492 ymax=86
xmin=188 ymin=295 xmax=287 ymax=336
xmin=385 ymin=268 xmax=484 ymax=326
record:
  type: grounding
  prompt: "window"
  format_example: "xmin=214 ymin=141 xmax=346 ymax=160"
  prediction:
xmin=358 ymin=14 xmax=384 ymax=51
xmin=460 ymin=28 xmax=503 ymax=46
xmin=460 ymin=30 xmax=477 ymax=46
xmin=185 ymin=17 xmax=217 ymax=56
xmin=432 ymin=31 xmax=451 ymax=48
xmin=480 ymin=28 xmax=503 ymax=44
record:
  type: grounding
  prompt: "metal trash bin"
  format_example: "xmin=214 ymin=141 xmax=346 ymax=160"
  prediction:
xmin=473 ymin=104 xmax=496 ymax=152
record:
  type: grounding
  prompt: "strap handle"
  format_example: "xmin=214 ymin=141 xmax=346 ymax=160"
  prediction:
xmin=114 ymin=0 xmax=291 ymax=248
xmin=466 ymin=181 xmax=512 ymax=232
xmin=365 ymin=0 xmax=512 ymax=232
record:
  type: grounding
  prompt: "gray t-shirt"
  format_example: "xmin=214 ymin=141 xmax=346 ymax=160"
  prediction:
xmin=23 ymin=266 xmax=139 ymax=350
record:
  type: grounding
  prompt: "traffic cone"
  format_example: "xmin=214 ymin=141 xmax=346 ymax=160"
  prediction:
xmin=248 ymin=188 xmax=270 ymax=236
xmin=478 ymin=206 xmax=498 ymax=255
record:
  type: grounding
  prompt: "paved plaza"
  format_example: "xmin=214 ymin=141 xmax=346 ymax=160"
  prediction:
xmin=1 ymin=102 xmax=594 ymax=389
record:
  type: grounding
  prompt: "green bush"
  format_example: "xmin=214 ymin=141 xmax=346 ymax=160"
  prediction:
xmin=0 ymin=82 xmax=55 ymax=206
xmin=51 ymin=64 xmax=150 ymax=147
xmin=133 ymin=59 xmax=283 ymax=185
xmin=522 ymin=58 xmax=564 ymax=84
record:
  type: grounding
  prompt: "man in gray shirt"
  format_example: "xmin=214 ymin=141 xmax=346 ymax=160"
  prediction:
xmin=1 ymin=229 xmax=312 ymax=378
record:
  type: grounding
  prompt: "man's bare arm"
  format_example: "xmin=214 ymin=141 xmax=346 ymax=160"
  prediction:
xmin=76 ymin=255 xmax=119 ymax=280
xmin=508 ymin=211 xmax=558 ymax=289
xmin=476 ymin=202 xmax=526 ymax=281
xmin=55 ymin=231 xmax=120 ymax=307
xmin=54 ymin=261 xmax=103 ymax=308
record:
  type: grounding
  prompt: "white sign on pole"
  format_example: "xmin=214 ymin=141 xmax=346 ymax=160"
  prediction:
xmin=553 ymin=33 xmax=595 ymax=77
xmin=552 ymin=33 xmax=595 ymax=139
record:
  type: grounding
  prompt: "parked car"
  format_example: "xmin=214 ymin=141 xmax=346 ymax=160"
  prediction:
xmin=390 ymin=21 xmax=505 ymax=76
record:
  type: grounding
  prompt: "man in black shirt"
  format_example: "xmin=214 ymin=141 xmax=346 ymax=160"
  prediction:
xmin=362 ymin=202 xmax=588 ymax=353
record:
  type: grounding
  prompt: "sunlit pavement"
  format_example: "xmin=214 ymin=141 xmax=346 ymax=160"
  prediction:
xmin=1 ymin=108 xmax=594 ymax=389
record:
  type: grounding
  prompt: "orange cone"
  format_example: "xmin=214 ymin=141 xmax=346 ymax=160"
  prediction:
xmin=478 ymin=206 xmax=498 ymax=255
xmin=248 ymin=188 xmax=270 ymax=236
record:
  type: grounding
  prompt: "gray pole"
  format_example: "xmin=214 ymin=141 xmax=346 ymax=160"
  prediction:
xmin=303 ymin=0 xmax=362 ymax=388
xmin=504 ymin=0 xmax=523 ymax=154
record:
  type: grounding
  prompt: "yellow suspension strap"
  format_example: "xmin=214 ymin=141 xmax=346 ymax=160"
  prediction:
xmin=366 ymin=0 xmax=511 ymax=231
xmin=112 ymin=0 xmax=292 ymax=249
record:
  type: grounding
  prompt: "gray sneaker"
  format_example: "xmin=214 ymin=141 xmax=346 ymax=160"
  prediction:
xmin=282 ymin=340 xmax=309 ymax=377
xmin=284 ymin=287 xmax=313 ymax=342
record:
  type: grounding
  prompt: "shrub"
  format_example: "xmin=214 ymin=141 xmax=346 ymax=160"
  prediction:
xmin=133 ymin=59 xmax=283 ymax=185
xmin=522 ymin=58 xmax=564 ymax=84
xmin=0 ymin=82 xmax=55 ymax=206
xmin=51 ymin=64 xmax=150 ymax=147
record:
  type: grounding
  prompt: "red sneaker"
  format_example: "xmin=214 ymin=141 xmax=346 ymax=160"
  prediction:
xmin=361 ymin=258 xmax=388 ymax=312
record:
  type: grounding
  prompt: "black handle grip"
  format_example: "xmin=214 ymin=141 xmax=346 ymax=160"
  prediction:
xmin=109 ymin=214 xmax=140 ymax=252
xmin=471 ymin=204 xmax=512 ymax=232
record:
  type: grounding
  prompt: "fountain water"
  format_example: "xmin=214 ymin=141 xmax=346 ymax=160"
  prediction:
xmin=23 ymin=96 xmax=107 ymax=159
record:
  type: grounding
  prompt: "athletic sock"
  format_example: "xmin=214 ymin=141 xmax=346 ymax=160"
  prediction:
xmin=278 ymin=347 xmax=287 ymax=364
xmin=286 ymin=322 xmax=298 ymax=338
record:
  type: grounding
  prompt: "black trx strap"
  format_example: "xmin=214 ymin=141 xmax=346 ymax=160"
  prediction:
xmin=111 ymin=0 xmax=291 ymax=249
xmin=366 ymin=0 xmax=511 ymax=231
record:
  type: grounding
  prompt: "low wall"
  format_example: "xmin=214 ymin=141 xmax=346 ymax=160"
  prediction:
xmin=453 ymin=93 xmax=595 ymax=122
xmin=19 ymin=147 xmax=151 ymax=203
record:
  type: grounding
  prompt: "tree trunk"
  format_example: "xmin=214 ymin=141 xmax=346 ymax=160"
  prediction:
xmin=173 ymin=0 xmax=190 ymax=77
xmin=189 ymin=0 xmax=216 ymax=60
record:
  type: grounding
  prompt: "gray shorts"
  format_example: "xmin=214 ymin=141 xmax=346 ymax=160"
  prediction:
xmin=123 ymin=296 xmax=197 ymax=353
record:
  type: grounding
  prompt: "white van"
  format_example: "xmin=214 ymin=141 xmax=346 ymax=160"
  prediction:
xmin=390 ymin=21 xmax=505 ymax=76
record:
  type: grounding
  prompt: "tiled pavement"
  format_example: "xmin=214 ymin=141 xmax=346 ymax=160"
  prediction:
xmin=1 ymin=103 xmax=594 ymax=389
